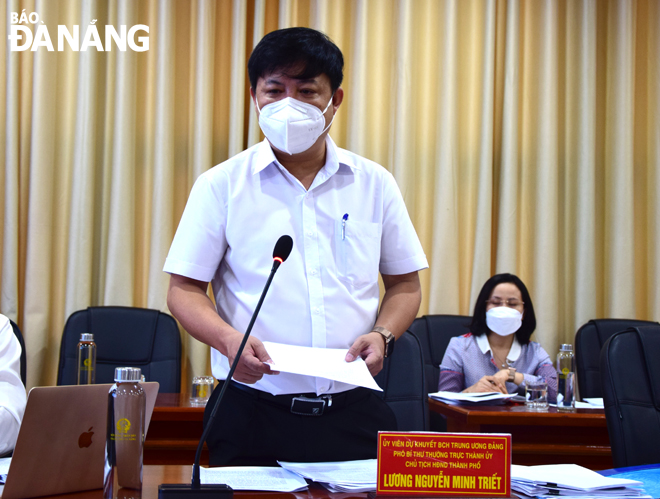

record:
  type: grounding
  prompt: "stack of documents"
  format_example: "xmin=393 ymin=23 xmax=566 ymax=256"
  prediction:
xmin=576 ymin=398 xmax=605 ymax=409
xmin=511 ymin=464 xmax=650 ymax=498
xmin=279 ymin=459 xmax=377 ymax=492
xmin=429 ymin=391 xmax=516 ymax=404
xmin=199 ymin=466 xmax=308 ymax=492
xmin=198 ymin=459 xmax=378 ymax=493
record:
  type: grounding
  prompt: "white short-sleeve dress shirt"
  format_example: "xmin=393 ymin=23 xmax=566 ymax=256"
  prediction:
xmin=164 ymin=137 xmax=428 ymax=395
xmin=0 ymin=314 xmax=27 ymax=456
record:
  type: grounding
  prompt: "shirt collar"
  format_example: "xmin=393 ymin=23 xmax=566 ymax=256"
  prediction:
xmin=476 ymin=334 xmax=522 ymax=362
xmin=251 ymin=136 xmax=361 ymax=177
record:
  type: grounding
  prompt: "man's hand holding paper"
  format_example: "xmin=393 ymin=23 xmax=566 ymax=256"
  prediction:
xmin=344 ymin=332 xmax=386 ymax=376
xmin=261 ymin=341 xmax=383 ymax=392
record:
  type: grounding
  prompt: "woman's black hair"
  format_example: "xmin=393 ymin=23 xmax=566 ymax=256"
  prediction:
xmin=469 ymin=273 xmax=537 ymax=345
xmin=248 ymin=27 xmax=344 ymax=92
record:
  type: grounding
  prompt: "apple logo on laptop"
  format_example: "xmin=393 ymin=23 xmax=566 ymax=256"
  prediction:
xmin=78 ymin=427 xmax=94 ymax=448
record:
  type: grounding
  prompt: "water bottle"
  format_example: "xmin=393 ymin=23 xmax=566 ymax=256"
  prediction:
xmin=104 ymin=367 xmax=146 ymax=499
xmin=556 ymin=344 xmax=576 ymax=412
xmin=77 ymin=333 xmax=97 ymax=384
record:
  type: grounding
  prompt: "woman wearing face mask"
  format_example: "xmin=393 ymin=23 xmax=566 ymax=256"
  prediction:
xmin=438 ymin=273 xmax=557 ymax=402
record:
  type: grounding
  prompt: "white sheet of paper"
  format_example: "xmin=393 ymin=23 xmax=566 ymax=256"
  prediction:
xmin=263 ymin=341 xmax=383 ymax=391
xmin=582 ymin=398 xmax=605 ymax=408
xmin=321 ymin=482 xmax=378 ymax=493
xmin=278 ymin=458 xmax=377 ymax=485
xmin=429 ymin=391 xmax=516 ymax=403
xmin=199 ymin=466 xmax=308 ymax=491
xmin=511 ymin=464 xmax=643 ymax=491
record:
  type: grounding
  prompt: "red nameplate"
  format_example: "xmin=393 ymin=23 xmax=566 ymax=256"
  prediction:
xmin=376 ymin=432 xmax=511 ymax=497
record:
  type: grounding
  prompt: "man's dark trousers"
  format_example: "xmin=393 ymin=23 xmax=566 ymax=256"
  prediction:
xmin=203 ymin=379 xmax=398 ymax=466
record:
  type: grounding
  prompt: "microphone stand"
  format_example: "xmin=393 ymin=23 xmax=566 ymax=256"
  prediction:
xmin=158 ymin=259 xmax=283 ymax=499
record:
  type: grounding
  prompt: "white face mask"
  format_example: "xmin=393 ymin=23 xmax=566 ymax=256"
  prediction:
xmin=486 ymin=307 xmax=523 ymax=336
xmin=257 ymin=96 xmax=334 ymax=155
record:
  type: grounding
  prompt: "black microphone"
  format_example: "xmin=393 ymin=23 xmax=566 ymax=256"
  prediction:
xmin=272 ymin=235 xmax=293 ymax=271
xmin=159 ymin=235 xmax=293 ymax=499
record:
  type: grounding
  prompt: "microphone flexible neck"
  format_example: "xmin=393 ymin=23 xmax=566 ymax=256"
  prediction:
xmin=191 ymin=265 xmax=279 ymax=487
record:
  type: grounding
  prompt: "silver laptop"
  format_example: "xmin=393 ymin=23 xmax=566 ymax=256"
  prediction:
xmin=2 ymin=382 xmax=159 ymax=499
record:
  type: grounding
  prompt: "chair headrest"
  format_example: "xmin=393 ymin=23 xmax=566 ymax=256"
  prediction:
xmin=87 ymin=307 xmax=159 ymax=364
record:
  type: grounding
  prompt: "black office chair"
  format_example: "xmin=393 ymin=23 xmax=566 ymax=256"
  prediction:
xmin=57 ymin=306 xmax=182 ymax=393
xmin=600 ymin=325 xmax=660 ymax=468
xmin=408 ymin=315 xmax=472 ymax=394
xmin=374 ymin=331 xmax=428 ymax=431
xmin=576 ymin=318 xmax=659 ymax=399
xmin=407 ymin=314 xmax=471 ymax=431
xmin=9 ymin=319 xmax=27 ymax=386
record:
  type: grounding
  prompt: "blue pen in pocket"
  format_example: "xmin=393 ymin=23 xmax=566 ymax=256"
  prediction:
xmin=341 ymin=213 xmax=349 ymax=240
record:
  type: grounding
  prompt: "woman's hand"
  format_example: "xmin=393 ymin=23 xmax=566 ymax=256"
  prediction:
xmin=493 ymin=368 xmax=524 ymax=386
xmin=463 ymin=375 xmax=507 ymax=394
xmin=492 ymin=368 xmax=511 ymax=386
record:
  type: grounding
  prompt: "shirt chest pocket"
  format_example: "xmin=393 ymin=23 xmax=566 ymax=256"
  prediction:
xmin=336 ymin=220 xmax=382 ymax=289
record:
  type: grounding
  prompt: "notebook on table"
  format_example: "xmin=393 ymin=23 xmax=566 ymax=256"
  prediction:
xmin=2 ymin=382 xmax=159 ymax=499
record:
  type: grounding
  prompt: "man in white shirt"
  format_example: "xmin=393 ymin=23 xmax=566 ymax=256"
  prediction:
xmin=0 ymin=314 xmax=27 ymax=456
xmin=164 ymin=27 xmax=428 ymax=466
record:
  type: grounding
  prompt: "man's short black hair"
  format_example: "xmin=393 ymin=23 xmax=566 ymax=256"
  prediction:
xmin=469 ymin=273 xmax=537 ymax=345
xmin=248 ymin=27 xmax=344 ymax=92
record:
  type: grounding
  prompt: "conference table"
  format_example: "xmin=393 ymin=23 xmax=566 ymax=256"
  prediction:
xmin=29 ymin=464 xmax=655 ymax=499
xmin=14 ymin=466 xmax=360 ymax=499
xmin=145 ymin=393 xmax=208 ymax=465
xmin=147 ymin=393 xmax=613 ymax=470
xmin=428 ymin=398 xmax=612 ymax=469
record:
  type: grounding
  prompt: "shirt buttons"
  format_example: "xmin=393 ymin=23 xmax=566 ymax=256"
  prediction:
xmin=307 ymin=230 xmax=314 ymax=237
xmin=310 ymin=268 xmax=317 ymax=275
xmin=313 ymin=307 xmax=321 ymax=314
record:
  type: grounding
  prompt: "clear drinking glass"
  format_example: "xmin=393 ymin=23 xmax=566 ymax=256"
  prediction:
xmin=525 ymin=378 xmax=549 ymax=411
xmin=190 ymin=376 xmax=214 ymax=405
